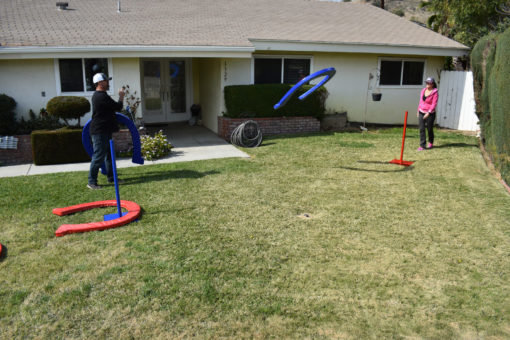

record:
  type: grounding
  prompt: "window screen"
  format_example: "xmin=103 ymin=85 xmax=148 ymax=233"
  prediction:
xmin=85 ymin=59 xmax=109 ymax=91
xmin=284 ymin=59 xmax=310 ymax=84
xmin=379 ymin=60 xmax=402 ymax=86
xmin=254 ymin=59 xmax=282 ymax=84
xmin=59 ymin=59 xmax=84 ymax=92
xmin=59 ymin=58 xmax=109 ymax=92
xmin=402 ymin=61 xmax=424 ymax=85
xmin=379 ymin=59 xmax=425 ymax=86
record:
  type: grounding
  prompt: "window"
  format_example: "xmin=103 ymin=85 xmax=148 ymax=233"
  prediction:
xmin=379 ymin=59 xmax=425 ymax=86
xmin=254 ymin=57 xmax=311 ymax=84
xmin=58 ymin=58 xmax=109 ymax=93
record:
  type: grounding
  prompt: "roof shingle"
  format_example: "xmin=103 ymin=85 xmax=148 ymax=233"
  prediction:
xmin=0 ymin=0 xmax=468 ymax=50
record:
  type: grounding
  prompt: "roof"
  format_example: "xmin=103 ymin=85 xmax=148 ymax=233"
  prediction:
xmin=0 ymin=0 xmax=469 ymax=56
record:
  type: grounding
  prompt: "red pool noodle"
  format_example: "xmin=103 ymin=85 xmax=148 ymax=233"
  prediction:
xmin=53 ymin=200 xmax=141 ymax=237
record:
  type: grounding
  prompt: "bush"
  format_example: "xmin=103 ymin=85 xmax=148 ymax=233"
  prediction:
xmin=224 ymin=84 xmax=327 ymax=118
xmin=0 ymin=94 xmax=17 ymax=135
xmin=487 ymin=27 xmax=510 ymax=182
xmin=31 ymin=128 xmax=90 ymax=165
xmin=16 ymin=109 xmax=65 ymax=135
xmin=46 ymin=96 xmax=90 ymax=126
xmin=471 ymin=27 xmax=510 ymax=184
xmin=141 ymin=130 xmax=172 ymax=161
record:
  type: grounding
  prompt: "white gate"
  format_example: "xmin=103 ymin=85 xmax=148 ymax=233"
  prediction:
xmin=437 ymin=71 xmax=479 ymax=131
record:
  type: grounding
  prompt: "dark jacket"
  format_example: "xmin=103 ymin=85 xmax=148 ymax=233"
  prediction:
xmin=90 ymin=91 xmax=123 ymax=135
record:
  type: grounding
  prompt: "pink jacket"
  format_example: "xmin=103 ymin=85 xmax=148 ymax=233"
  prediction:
xmin=418 ymin=88 xmax=438 ymax=114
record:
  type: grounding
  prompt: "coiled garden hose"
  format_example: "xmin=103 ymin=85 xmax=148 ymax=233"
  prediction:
xmin=230 ymin=120 xmax=263 ymax=148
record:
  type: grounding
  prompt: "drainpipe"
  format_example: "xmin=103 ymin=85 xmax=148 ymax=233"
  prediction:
xmin=117 ymin=0 xmax=121 ymax=13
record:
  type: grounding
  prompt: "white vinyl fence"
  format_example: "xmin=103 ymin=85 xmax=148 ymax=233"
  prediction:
xmin=437 ymin=71 xmax=479 ymax=131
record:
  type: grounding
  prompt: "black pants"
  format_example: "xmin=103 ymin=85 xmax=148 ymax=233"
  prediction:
xmin=418 ymin=112 xmax=435 ymax=148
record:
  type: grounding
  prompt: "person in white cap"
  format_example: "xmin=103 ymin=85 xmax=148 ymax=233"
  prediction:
xmin=87 ymin=73 xmax=125 ymax=190
xmin=416 ymin=77 xmax=438 ymax=151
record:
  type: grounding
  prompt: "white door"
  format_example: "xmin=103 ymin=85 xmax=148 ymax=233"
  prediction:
xmin=141 ymin=59 xmax=190 ymax=124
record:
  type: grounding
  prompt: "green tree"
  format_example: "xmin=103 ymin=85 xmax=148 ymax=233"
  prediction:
xmin=421 ymin=0 xmax=510 ymax=47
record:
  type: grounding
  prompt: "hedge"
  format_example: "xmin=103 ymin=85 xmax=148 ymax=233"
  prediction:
xmin=471 ymin=27 xmax=510 ymax=184
xmin=31 ymin=128 xmax=90 ymax=165
xmin=224 ymin=84 xmax=327 ymax=118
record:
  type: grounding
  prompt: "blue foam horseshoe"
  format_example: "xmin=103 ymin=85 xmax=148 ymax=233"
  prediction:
xmin=274 ymin=67 xmax=336 ymax=110
xmin=82 ymin=113 xmax=144 ymax=175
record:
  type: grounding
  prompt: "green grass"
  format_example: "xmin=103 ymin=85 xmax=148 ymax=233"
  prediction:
xmin=1 ymin=128 xmax=509 ymax=338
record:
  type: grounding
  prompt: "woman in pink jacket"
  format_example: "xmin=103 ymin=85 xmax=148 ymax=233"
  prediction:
xmin=417 ymin=77 xmax=438 ymax=150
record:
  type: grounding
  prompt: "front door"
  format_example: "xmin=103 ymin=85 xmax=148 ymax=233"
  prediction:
xmin=141 ymin=59 xmax=190 ymax=124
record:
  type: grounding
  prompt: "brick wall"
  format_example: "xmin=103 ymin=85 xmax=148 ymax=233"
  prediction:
xmin=0 ymin=135 xmax=32 ymax=165
xmin=218 ymin=116 xmax=320 ymax=141
xmin=0 ymin=129 xmax=133 ymax=166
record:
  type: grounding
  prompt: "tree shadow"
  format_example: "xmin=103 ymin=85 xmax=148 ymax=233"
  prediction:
xmin=433 ymin=143 xmax=478 ymax=149
xmin=336 ymin=160 xmax=414 ymax=173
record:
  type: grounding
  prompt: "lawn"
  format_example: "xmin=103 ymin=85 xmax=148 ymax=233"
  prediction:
xmin=1 ymin=128 xmax=509 ymax=338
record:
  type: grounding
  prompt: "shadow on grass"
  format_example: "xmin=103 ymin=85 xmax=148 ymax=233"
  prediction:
xmin=0 ymin=244 xmax=7 ymax=261
xmin=112 ymin=169 xmax=220 ymax=185
xmin=433 ymin=143 xmax=478 ymax=149
xmin=336 ymin=160 xmax=414 ymax=173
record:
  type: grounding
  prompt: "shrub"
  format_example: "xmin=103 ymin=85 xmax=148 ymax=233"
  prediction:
xmin=392 ymin=9 xmax=405 ymax=17
xmin=16 ymin=109 xmax=65 ymax=135
xmin=487 ymin=27 xmax=510 ymax=182
xmin=31 ymin=128 xmax=90 ymax=165
xmin=0 ymin=93 xmax=17 ymax=135
xmin=471 ymin=27 xmax=510 ymax=184
xmin=224 ymin=84 xmax=327 ymax=119
xmin=120 ymin=85 xmax=141 ymax=122
xmin=46 ymin=96 xmax=91 ymax=126
xmin=141 ymin=130 xmax=172 ymax=161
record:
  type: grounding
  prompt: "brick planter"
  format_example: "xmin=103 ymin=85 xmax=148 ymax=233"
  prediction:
xmin=0 ymin=129 xmax=134 ymax=166
xmin=218 ymin=116 xmax=320 ymax=141
xmin=0 ymin=135 xmax=32 ymax=165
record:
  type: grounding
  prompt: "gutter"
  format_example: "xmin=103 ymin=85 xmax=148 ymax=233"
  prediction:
xmin=0 ymin=45 xmax=256 ymax=59
xmin=250 ymin=39 xmax=470 ymax=57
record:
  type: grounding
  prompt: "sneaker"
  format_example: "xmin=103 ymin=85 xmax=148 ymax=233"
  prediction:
xmin=427 ymin=143 xmax=433 ymax=149
xmin=417 ymin=147 xmax=425 ymax=151
xmin=87 ymin=183 xmax=102 ymax=190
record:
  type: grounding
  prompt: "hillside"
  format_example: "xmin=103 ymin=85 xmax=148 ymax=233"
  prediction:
xmin=351 ymin=0 xmax=431 ymax=24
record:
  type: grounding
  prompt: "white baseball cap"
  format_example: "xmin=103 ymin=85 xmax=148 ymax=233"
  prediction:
xmin=92 ymin=73 xmax=112 ymax=84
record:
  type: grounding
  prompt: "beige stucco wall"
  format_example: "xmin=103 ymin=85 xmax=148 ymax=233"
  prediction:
xmin=1 ymin=53 xmax=445 ymax=131
xmin=0 ymin=59 xmax=57 ymax=120
xmin=314 ymin=53 xmax=444 ymax=125
xmin=111 ymin=58 xmax=142 ymax=118
xmin=196 ymin=58 xmax=222 ymax=133
xmin=0 ymin=58 xmax=142 ymax=124
xmin=219 ymin=58 xmax=252 ymax=116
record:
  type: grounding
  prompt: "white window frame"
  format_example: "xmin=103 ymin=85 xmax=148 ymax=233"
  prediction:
xmin=377 ymin=57 xmax=426 ymax=89
xmin=54 ymin=58 xmax=114 ymax=95
xmin=251 ymin=55 xmax=314 ymax=84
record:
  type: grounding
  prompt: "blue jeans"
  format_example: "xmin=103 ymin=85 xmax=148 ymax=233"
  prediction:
xmin=88 ymin=133 xmax=113 ymax=185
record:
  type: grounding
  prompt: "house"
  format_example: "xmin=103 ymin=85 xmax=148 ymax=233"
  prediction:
xmin=0 ymin=0 xmax=469 ymax=134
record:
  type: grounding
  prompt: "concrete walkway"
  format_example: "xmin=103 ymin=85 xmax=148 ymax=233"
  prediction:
xmin=0 ymin=123 xmax=249 ymax=178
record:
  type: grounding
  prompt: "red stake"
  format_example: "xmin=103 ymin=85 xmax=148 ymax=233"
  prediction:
xmin=389 ymin=111 xmax=414 ymax=166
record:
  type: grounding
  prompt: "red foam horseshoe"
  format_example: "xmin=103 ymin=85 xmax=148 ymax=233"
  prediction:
xmin=53 ymin=200 xmax=141 ymax=237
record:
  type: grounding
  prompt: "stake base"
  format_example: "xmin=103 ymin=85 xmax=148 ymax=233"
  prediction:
xmin=389 ymin=159 xmax=414 ymax=167
xmin=104 ymin=211 xmax=128 ymax=221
